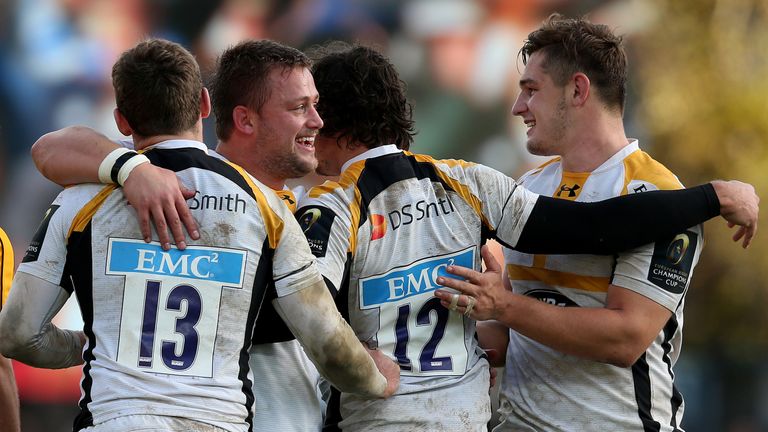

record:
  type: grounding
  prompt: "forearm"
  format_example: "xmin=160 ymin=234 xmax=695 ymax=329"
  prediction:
xmin=32 ymin=126 xmax=121 ymax=186
xmin=476 ymin=320 xmax=509 ymax=367
xmin=514 ymin=184 xmax=719 ymax=254
xmin=0 ymin=273 xmax=84 ymax=369
xmin=0 ymin=355 xmax=20 ymax=432
xmin=273 ymin=280 xmax=388 ymax=397
xmin=495 ymin=293 xmax=648 ymax=367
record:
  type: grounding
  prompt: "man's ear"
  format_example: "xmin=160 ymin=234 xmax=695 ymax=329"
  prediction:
xmin=113 ymin=108 xmax=133 ymax=136
xmin=232 ymin=105 xmax=255 ymax=135
xmin=571 ymin=72 xmax=590 ymax=107
xmin=200 ymin=88 xmax=211 ymax=119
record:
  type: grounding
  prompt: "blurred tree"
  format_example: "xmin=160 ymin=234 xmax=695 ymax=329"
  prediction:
xmin=634 ymin=0 xmax=768 ymax=356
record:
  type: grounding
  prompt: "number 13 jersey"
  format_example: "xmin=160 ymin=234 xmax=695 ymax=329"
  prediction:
xmin=17 ymin=140 xmax=322 ymax=432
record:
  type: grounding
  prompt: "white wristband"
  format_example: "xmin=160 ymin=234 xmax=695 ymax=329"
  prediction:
xmin=117 ymin=154 xmax=151 ymax=186
xmin=97 ymin=147 xmax=132 ymax=184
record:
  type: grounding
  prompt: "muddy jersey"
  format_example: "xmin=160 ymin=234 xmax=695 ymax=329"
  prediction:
xmin=16 ymin=140 xmax=322 ymax=432
xmin=497 ymin=140 xmax=703 ymax=431
xmin=297 ymin=145 xmax=538 ymax=430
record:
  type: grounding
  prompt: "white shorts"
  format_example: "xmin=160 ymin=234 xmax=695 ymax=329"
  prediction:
xmin=338 ymin=358 xmax=492 ymax=431
xmin=81 ymin=415 xmax=240 ymax=432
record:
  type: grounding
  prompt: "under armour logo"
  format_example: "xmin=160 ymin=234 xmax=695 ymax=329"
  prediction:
xmin=280 ymin=194 xmax=295 ymax=205
xmin=557 ymin=184 xmax=581 ymax=198
xmin=633 ymin=184 xmax=648 ymax=193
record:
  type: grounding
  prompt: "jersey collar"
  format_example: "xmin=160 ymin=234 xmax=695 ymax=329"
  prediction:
xmin=144 ymin=139 xmax=209 ymax=154
xmin=341 ymin=144 xmax=401 ymax=173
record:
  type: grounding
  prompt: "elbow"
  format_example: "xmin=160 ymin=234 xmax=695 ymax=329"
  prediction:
xmin=31 ymin=131 xmax=59 ymax=181
xmin=602 ymin=342 xmax=648 ymax=368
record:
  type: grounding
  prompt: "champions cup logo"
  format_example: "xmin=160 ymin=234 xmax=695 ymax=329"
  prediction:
xmin=299 ymin=208 xmax=322 ymax=233
xmin=666 ymin=233 xmax=690 ymax=265
xmin=370 ymin=214 xmax=387 ymax=240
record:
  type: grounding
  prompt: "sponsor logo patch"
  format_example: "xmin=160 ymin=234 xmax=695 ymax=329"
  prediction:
xmin=359 ymin=248 xmax=474 ymax=308
xmin=23 ymin=205 xmax=60 ymax=263
xmin=647 ymin=230 xmax=698 ymax=294
xmin=107 ymin=238 xmax=246 ymax=286
xmin=297 ymin=206 xmax=335 ymax=258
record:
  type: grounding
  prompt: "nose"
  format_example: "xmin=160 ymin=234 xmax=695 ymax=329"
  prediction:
xmin=511 ymin=92 xmax=526 ymax=116
xmin=308 ymin=104 xmax=324 ymax=130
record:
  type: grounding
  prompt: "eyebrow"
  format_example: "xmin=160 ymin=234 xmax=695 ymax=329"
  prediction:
xmin=519 ymin=78 xmax=536 ymax=87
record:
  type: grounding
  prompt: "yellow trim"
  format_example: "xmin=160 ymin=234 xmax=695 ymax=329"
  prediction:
xmin=621 ymin=150 xmax=682 ymax=194
xmin=0 ymin=228 xmax=13 ymax=306
xmin=226 ymin=162 xmax=283 ymax=249
xmin=275 ymin=189 xmax=297 ymax=213
xmin=307 ymin=162 xmax=366 ymax=256
xmin=68 ymin=185 xmax=118 ymax=237
xmin=410 ymin=152 xmax=491 ymax=229
xmin=507 ymin=263 xmax=611 ymax=293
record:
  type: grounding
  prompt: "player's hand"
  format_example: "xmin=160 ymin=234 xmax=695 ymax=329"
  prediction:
xmin=363 ymin=342 xmax=399 ymax=398
xmin=711 ymin=180 xmax=759 ymax=248
xmin=122 ymin=163 xmax=199 ymax=250
xmin=435 ymin=245 xmax=507 ymax=321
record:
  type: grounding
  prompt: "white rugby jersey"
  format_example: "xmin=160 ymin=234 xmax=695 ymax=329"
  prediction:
xmin=297 ymin=145 xmax=538 ymax=429
xmin=497 ymin=140 xmax=703 ymax=431
xmin=118 ymin=140 xmax=326 ymax=432
xmin=17 ymin=140 xmax=322 ymax=432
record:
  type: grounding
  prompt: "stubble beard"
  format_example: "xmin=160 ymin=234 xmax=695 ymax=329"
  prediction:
xmin=527 ymin=95 xmax=568 ymax=157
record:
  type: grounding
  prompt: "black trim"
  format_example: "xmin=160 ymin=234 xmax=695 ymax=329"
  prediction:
xmin=322 ymin=387 xmax=342 ymax=432
xmin=144 ymin=147 xmax=257 ymax=200
xmin=355 ymin=153 xmax=462 ymax=228
xmin=632 ymin=352 xmax=661 ymax=432
xmin=65 ymin=227 xmax=96 ymax=431
xmin=241 ymin=239 xmax=274 ymax=430
xmin=662 ymin=316 xmax=684 ymax=431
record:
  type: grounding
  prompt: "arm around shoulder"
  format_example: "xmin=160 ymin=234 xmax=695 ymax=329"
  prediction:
xmin=31 ymin=126 xmax=121 ymax=187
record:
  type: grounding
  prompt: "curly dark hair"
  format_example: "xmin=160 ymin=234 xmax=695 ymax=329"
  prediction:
xmin=112 ymin=39 xmax=202 ymax=137
xmin=209 ymin=40 xmax=311 ymax=141
xmin=309 ymin=42 xmax=415 ymax=150
xmin=521 ymin=14 xmax=627 ymax=112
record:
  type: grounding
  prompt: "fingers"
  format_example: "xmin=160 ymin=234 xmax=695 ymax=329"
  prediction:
xmin=436 ymin=275 xmax=476 ymax=296
xmin=480 ymin=245 xmax=502 ymax=272
xmin=177 ymin=183 xmax=200 ymax=241
xmin=149 ymin=204 xmax=172 ymax=250
xmin=445 ymin=263 xmax=481 ymax=281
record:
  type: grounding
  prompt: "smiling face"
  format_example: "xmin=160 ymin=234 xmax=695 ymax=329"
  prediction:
xmin=511 ymin=51 xmax=570 ymax=157
xmin=254 ymin=66 xmax=322 ymax=182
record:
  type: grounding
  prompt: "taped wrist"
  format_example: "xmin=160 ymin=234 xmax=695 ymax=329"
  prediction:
xmin=97 ymin=148 xmax=150 ymax=186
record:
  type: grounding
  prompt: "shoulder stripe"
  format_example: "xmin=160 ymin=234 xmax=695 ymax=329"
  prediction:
xmin=506 ymin=263 xmax=610 ymax=293
xmin=225 ymin=162 xmax=283 ymax=249
xmin=0 ymin=228 xmax=13 ymax=307
xmin=622 ymin=151 xmax=683 ymax=194
xmin=68 ymin=185 xmax=118 ymax=237
xmin=409 ymin=153 xmax=491 ymax=229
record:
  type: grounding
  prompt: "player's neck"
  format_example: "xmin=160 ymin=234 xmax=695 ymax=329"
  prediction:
xmin=560 ymin=112 xmax=628 ymax=172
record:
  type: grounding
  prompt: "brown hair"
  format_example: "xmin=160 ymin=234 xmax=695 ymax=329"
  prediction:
xmin=112 ymin=39 xmax=202 ymax=136
xmin=209 ymin=40 xmax=312 ymax=141
xmin=309 ymin=42 xmax=415 ymax=150
xmin=521 ymin=14 xmax=627 ymax=112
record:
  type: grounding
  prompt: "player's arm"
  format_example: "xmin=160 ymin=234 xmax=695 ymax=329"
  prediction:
xmin=508 ymin=180 xmax=758 ymax=253
xmin=476 ymin=320 xmax=509 ymax=367
xmin=31 ymin=126 xmax=199 ymax=250
xmin=0 ymin=272 xmax=85 ymax=369
xmin=435 ymin=246 xmax=673 ymax=367
xmin=273 ymin=277 xmax=399 ymax=398
xmin=0 ymin=355 xmax=20 ymax=432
